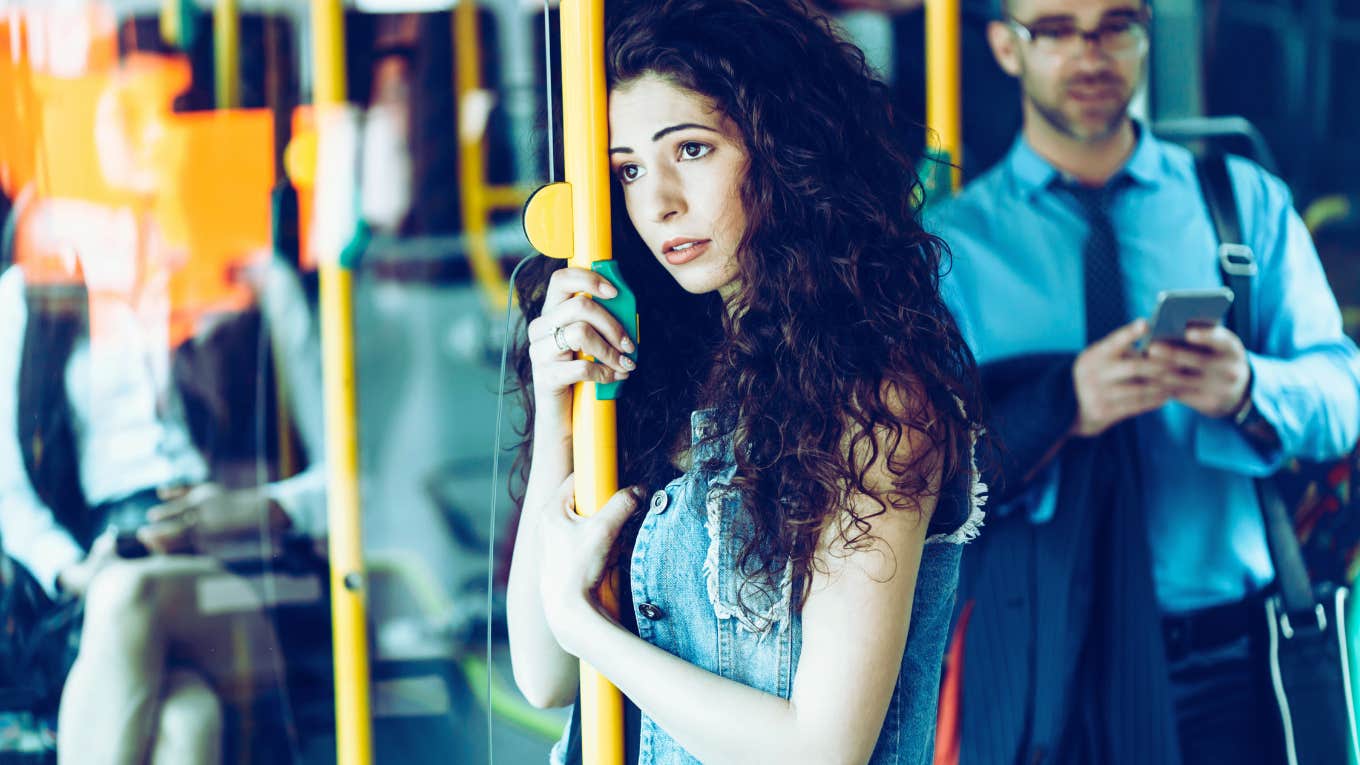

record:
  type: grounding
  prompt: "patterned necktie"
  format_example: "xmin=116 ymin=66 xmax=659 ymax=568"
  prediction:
xmin=1064 ymin=183 xmax=1127 ymax=343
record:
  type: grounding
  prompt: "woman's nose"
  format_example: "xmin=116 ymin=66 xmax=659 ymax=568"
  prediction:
xmin=647 ymin=168 xmax=686 ymax=223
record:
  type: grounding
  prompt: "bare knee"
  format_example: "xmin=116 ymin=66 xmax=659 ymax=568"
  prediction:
xmin=82 ymin=558 xmax=221 ymax=637
xmin=81 ymin=561 xmax=162 ymax=639
xmin=156 ymin=670 xmax=223 ymax=753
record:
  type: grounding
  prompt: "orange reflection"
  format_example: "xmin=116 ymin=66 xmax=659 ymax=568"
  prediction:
xmin=2 ymin=4 xmax=292 ymax=348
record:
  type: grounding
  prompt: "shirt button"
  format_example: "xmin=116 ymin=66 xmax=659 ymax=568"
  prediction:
xmin=649 ymin=490 xmax=669 ymax=514
xmin=638 ymin=602 xmax=665 ymax=621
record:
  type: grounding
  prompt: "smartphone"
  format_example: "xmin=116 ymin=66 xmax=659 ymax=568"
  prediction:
xmin=1142 ymin=287 xmax=1235 ymax=348
xmin=115 ymin=531 xmax=150 ymax=559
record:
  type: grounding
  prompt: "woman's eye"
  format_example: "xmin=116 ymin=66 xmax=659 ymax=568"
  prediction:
xmin=679 ymin=142 xmax=712 ymax=160
xmin=617 ymin=164 xmax=646 ymax=184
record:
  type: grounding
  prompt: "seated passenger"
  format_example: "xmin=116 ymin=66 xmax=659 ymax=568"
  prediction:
xmin=0 ymin=250 xmax=324 ymax=765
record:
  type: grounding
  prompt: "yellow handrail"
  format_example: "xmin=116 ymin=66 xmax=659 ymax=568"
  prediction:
xmin=562 ymin=3 xmax=625 ymax=760
xmin=215 ymin=0 xmax=240 ymax=109
xmin=312 ymin=2 xmax=374 ymax=764
xmin=926 ymin=0 xmax=962 ymax=191
xmin=454 ymin=0 xmax=512 ymax=309
xmin=521 ymin=1 xmax=626 ymax=762
xmin=160 ymin=0 xmax=183 ymax=48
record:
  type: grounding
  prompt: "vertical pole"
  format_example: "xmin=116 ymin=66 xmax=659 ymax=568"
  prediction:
xmin=926 ymin=0 xmax=962 ymax=190
xmin=454 ymin=0 xmax=509 ymax=309
xmin=560 ymin=1 xmax=624 ymax=763
xmin=1148 ymin=0 xmax=1203 ymax=121
xmin=312 ymin=2 xmax=374 ymax=764
xmin=265 ymin=14 xmax=298 ymax=480
xmin=160 ymin=0 xmax=182 ymax=48
xmin=215 ymin=0 xmax=240 ymax=109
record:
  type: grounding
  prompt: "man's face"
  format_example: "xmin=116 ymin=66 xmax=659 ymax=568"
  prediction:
xmin=990 ymin=0 xmax=1149 ymax=142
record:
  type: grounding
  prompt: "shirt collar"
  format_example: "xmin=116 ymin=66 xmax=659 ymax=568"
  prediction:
xmin=1007 ymin=120 xmax=1164 ymax=198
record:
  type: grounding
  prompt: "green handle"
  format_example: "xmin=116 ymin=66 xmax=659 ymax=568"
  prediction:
xmin=591 ymin=260 xmax=638 ymax=401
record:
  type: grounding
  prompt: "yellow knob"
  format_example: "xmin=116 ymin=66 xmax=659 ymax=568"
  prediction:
xmin=522 ymin=181 xmax=575 ymax=261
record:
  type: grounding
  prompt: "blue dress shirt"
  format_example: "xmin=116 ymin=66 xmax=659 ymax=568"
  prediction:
xmin=930 ymin=127 xmax=1360 ymax=613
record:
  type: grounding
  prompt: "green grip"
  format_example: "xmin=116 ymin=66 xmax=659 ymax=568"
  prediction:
xmin=591 ymin=260 xmax=638 ymax=401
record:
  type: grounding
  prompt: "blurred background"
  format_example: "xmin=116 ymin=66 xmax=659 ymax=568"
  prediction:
xmin=0 ymin=1 xmax=1353 ymax=763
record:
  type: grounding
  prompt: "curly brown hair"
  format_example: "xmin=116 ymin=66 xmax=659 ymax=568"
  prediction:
xmin=513 ymin=0 xmax=981 ymax=620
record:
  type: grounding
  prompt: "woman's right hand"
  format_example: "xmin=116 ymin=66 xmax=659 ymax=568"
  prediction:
xmin=526 ymin=266 xmax=637 ymax=406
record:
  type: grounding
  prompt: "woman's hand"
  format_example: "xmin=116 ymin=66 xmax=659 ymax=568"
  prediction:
xmin=538 ymin=474 xmax=645 ymax=656
xmin=526 ymin=267 xmax=636 ymax=409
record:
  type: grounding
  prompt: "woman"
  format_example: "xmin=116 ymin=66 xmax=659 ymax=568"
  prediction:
xmin=507 ymin=1 xmax=984 ymax=762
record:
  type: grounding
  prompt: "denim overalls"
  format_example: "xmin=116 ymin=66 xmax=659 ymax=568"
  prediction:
xmin=552 ymin=408 xmax=984 ymax=764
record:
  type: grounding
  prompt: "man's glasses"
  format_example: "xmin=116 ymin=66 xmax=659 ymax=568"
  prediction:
xmin=1007 ymin=11 xmax=1150 ymax=59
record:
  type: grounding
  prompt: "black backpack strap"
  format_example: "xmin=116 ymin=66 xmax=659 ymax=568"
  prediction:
xmin=1194 ymin=154 xmax=1320 ymax=620
xmin=1194 ymin=154 xmax=1256 ymax=345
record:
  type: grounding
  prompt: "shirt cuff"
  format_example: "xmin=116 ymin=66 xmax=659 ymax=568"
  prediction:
xmin=264 ymin=468 xmax=327 ymax=537
xmin=28 ymin=533 xmax=86 ymax=600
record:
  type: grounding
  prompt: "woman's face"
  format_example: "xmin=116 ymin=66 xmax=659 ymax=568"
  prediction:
xmin=609 ymin=74 xmax=749 ymax=297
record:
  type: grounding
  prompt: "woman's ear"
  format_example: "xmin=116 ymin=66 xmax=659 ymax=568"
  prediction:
xmin=986 ymin=21 xmax=1024 ymax=78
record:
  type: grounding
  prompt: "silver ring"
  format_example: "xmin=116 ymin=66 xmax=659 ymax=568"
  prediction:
xmin=553 ymin=324 xmax=573 ymax=353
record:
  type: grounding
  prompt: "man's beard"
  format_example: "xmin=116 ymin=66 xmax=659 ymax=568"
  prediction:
xmin=1027 ymin=72 xmax=1133 ymax=143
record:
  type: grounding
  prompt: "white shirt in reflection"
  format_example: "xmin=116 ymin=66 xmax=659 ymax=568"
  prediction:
xmin=67 ymin=293 xmax=210 ymax=506
xmin=0 ymin=262 xmax=326 ymax=597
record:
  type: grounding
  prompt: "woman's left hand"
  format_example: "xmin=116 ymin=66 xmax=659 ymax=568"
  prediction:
xmin=538 ymin=474 xmax=645 ymax=656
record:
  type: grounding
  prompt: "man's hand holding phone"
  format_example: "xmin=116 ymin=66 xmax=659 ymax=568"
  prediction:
xmin=1072 ymin=319 xmax=1177 ymax=437
xmin=1147 ymin=324 xmax=1252 ymax=419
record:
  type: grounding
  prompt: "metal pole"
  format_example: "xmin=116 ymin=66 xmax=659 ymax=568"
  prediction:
xmin=561 ymin=4 xmax=624 ymax=762
xmin=161 ymin=0 xmax=183 ymax=48
xmin=215 ymin=0 xmax=240 ymax=109
xmin=1149 ymin=0 xmax=1204 ymax=120
xmin=454 ymin=0 xmax=510 ymax=309
xmin=521 ymin=1 xmax=626 ymax=761
xmin=312 ymin=2 xmax=374 ymax=764
xmin=926 ymin=0 xmax=962 ymax=189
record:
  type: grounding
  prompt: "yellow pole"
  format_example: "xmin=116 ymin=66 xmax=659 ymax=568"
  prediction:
xmin=214 ymin=0 xmax=240 ymax=109
xmin=562 ymin=2 xmax=625 ymax=763
xmin=926 ymin=0 xmax=962 ymax=190
xmin=312 ymin=2 xmax=374 ymax=764
xmin=520 ymin=2 xmax=627 ymax=759
xmin=160 ymin=0 xmax=182 ymax=48
xmin=453 ymin=0 xmax=510 ymax=309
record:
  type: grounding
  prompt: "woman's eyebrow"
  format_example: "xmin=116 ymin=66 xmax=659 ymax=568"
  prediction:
xmin=652 ymin=122 xmax=718 ymax=142
xmin=610 ymin=122 xmax=721 ymax=155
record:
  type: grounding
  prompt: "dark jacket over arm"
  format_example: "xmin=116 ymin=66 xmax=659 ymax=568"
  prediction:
xmin=976 ymin=353 xmax=1079 ymax=506
xmin=958 ymin=353 xmax=1181 ymax=765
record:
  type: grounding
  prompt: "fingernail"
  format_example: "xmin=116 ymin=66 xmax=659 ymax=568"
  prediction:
xmin=620 ymin=357 xmax=636 ymax=370
xmin=630 ymin=485 xmax=647 ymax=498
xmin=600 ymin=282 xmax=618 ymax=298
xmin=620 ymin=337 xmax=635 ymax=353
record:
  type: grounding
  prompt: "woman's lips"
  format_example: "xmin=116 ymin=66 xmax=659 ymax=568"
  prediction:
xmin=665 ymin=240 xmax=710 ymax=265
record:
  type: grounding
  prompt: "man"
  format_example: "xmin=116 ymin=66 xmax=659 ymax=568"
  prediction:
xmin=929 ymin=1 xmax=1360 ymax=764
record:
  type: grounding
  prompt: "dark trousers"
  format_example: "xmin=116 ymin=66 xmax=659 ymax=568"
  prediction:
xmin=0 ymin=489 xmax=162 ymax=711
xmin=1166 ymin=600 xmax=1286 ymax=765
